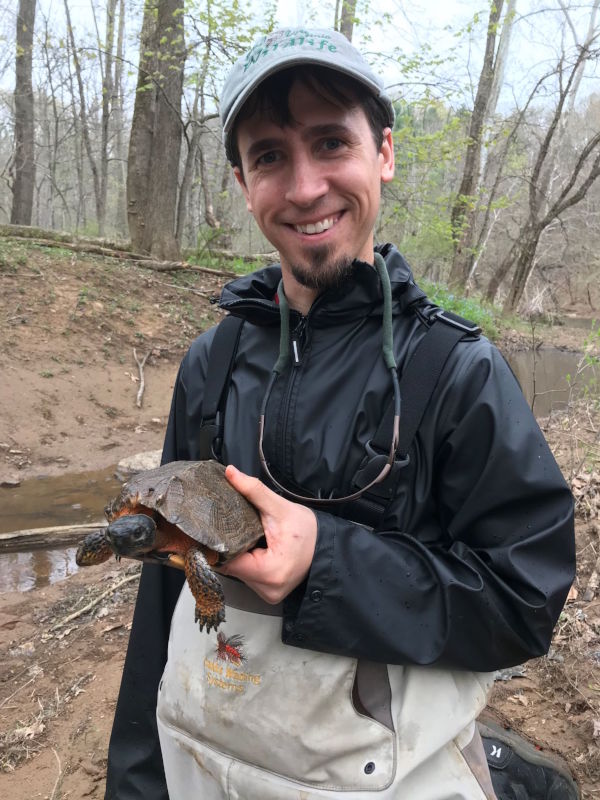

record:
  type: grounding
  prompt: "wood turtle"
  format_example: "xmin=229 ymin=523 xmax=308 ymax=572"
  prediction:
xmin=75 ymin=460 xmax=264 ymax=632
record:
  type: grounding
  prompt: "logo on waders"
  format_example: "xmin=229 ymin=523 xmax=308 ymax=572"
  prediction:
xmin=215 ymin=632 xmax=246 ymax=665
xmin=204 ymin=632 xmax=260 ymax=693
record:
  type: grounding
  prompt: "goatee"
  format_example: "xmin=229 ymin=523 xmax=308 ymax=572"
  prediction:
xmin=290 ymin=246 xmax=356 ymax=292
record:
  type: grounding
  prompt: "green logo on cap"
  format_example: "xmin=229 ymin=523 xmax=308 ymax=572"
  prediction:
xmin=243 ymin=29 xmax=338 ymax=73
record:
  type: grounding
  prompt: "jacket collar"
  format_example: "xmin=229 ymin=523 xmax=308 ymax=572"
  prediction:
xmin=219 ymin=244 xmax=425 ymax=326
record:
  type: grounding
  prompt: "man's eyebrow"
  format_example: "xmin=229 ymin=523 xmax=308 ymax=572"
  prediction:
xmin=300 ymin=123 xmax=354 ymax=141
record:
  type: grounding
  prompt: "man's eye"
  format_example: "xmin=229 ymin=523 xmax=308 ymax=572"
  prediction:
xmin=322 ymin=138 xmax=343 ymax=151
xmin=257 ymin=151 xmax=279 ymax=165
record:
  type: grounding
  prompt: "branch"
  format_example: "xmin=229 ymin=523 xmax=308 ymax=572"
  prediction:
xmin=543 ymin=136 xmax=600 ymax=224
xmin=133 ymin=348 xmax=149 ymax=408
xmin=50 ymin=573 xmax=139 ymax=631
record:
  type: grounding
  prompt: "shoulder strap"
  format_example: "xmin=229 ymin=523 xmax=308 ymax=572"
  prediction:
xmin=379 ymin=310 xmax=479 ymax=457
xmin=197 ymin=314 xmax=244 ymax=460
xmin=349 ymin=308 xmax=480 ymax=525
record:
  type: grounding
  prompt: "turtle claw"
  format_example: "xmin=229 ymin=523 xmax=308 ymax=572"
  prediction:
xmin=194 ymin=604 xmax=226 ymax=633
xmin=184 ymin=548 xmax=226 ymax=633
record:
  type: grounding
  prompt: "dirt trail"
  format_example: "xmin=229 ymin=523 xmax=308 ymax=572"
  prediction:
xmin=0 ymin=238 xmax=599 ymax=798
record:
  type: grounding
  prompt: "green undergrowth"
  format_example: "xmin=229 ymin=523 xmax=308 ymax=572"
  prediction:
xmin=419 ymin=279 xmax=501 ymax=341
xmin=186 ymin=249 xmax=264 ymax=275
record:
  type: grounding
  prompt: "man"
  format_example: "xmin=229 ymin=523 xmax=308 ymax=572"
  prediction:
xmin=105 ymin=28 xmax=577 ymax=799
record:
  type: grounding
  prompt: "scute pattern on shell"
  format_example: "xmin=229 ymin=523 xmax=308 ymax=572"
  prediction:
xmin=106 ymin=460 xmax=263 ymax=560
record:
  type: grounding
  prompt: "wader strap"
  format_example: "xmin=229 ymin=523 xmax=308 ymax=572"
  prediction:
xmin=197 ymin=315 xmax=244 ymax=460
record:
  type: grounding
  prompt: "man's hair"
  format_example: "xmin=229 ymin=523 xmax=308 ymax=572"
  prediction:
xmin=229 ymin=65 xmax=390 ymax=171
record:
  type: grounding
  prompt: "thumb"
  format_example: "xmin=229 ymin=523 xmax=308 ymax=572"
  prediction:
xmin=224 ymin=464 xmax=281 ymax=515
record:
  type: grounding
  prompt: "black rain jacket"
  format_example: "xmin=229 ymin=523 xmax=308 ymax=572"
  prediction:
xmin=105 ymin=244 xmax=575 ymax=799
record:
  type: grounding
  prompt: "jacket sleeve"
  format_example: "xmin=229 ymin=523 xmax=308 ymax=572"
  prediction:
xmin=282 ymin=343 xmax=575 ymax=671
xmin=105 ymin=339 xmax=208 ymax=799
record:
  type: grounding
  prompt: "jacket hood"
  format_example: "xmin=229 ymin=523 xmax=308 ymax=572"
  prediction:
xmin=219 ymin=244 xmax=425 ymax=326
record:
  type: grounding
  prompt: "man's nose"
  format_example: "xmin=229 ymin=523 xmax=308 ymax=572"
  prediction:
xmin=284 ymin=156 xmax=328 ymax=207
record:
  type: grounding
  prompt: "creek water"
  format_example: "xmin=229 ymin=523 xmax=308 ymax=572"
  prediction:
xmin=509 ymin=348 xmax=597 ymax=417
xmin=1 ymin=467 xmax=121 ymax=593
xmin=1 ymin=347 xmax=598 ymax=592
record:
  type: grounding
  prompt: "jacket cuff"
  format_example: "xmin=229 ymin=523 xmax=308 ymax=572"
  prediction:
xmin=281 ymin=510 xmax=336 ymax=647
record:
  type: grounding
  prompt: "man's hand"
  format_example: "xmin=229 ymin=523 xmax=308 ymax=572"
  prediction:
xmin=217 ymin=465 xmax=318 ymax=604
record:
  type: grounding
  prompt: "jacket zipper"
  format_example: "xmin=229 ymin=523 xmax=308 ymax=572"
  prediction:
xmin=291 ymin=315 xmax=307 ymax=366
xmin=278 ymin=314 xmax=308 ymax=473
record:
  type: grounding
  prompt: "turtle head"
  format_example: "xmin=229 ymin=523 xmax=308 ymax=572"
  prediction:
xmin=105 ymin=513 xmax=157 ymax=557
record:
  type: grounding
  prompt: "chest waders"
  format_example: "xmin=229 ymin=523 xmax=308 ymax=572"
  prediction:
xmin=156 ymin=267 xmax=497 ymax=799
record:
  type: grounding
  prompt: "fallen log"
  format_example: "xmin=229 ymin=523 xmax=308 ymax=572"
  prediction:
xmin=208 ymin=248 xmax=279 ymax=264
xmin=7 ymin=236 xmax=139 ymax=261
xmin=0 ymin=223 xmax=131 ymax=252
xmin=0 ymin=522 xmax=105 ymax=553
xmin=133 ymin=259 xmax=236 ymax=277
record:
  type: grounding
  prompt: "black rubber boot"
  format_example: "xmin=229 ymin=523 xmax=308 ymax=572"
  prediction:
xmin=478 ymin=719 xmax=580 ymax=800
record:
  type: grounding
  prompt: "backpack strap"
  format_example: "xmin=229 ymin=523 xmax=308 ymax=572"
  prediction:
xmin=197 ymin=314 xmax=244 ymax=460
xmin=348 ymin=307 xmax=481 ymax=526
xmin=382 ymin=308 xmax=480 ymax=458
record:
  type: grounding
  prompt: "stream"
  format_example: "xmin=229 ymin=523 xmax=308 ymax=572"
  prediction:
xmin=1 ymin=346 xmax=597 ymax=592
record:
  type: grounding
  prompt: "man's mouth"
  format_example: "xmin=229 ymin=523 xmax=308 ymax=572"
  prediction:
xmin=293 ymin=215 xmax=340 ymax=235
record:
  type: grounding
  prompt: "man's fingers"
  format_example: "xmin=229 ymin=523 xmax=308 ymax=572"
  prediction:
xmin=225 ymin=464 xmax=282 ymax=514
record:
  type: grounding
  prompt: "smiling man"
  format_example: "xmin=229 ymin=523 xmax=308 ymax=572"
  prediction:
xmin=231 ymin=72 xmax=394 ymax=309
xmin=105 ymin=29 xmax=578 ymax=800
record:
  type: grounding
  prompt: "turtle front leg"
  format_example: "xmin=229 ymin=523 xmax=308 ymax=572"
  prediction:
xmin=184 ymin=548 xmax=225 ymax=633
xmin=76 ymin=529 xmax=113 ymax=566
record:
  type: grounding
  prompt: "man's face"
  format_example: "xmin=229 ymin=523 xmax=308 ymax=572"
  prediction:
xmin=233 ymin=80 xmax=394 ymax=293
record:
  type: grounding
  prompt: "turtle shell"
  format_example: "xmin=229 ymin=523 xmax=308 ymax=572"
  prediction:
xmin=105 ymin=460 xmax=263 ymax=560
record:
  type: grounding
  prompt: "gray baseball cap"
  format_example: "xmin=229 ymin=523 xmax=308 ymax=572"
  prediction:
xmin=220 ymin=28 xmax=395 ymax=163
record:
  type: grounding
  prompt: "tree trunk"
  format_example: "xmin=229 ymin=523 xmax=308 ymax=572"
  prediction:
xmin=64 ymin=30 xmax=86 ymax=230
xmin=502 ymin=227 xmax=544 ymax=312
xmin=41 ymin=17 xmax=64 ymax=229
xmin=126 ymin=4 xmax=156 ymax=250
xmin=98 ymin=0 xmax=118 ymax=237
xmin=113 ymin=0 xmax=127 ymax=236
xmin=11 ymin=0 xmax=36 ymax=226
xmin=485 ymin=220 xmax=542 ymax=308
xmin=448 ymin=0 xmax=504 ymax=290
xmin=64 ymin=0 xmax=102 ymax=231
xmin=338 ymin=0 xmax=357 ymax=42
xmin=127 ymin=0 xmax=185 ymax=260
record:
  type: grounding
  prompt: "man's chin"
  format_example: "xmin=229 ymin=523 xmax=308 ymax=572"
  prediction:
xmin=290 ymin=247 xmax=357 ymax=292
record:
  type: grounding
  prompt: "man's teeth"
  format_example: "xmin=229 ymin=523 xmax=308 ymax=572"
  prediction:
xmin=294 ymin=217 xmax=336 ymax=235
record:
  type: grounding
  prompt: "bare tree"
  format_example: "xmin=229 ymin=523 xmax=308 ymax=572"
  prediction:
xmin=127 ymin=0 xmax=185 ymax=260
xmin=448 ymin=0 xmax=506 ymax=290
xmin=335 ymin=0 xmax=357 ymax=42
xmin=93 ymin=0 xmax=118 ymax=237
xmin=112 ymin=0 xmax=127 ymax=235
xmin=485 ymin=16 xmax=600 ymax=311
xmin=11 ymin=0 xmax=36 ymax=225
xmin=64 ymin=0 xmax=102 ymax=231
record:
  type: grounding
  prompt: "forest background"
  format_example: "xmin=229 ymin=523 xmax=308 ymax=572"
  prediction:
xmin=2 ymin=3 xmax=600 ymax=798
xmin=3 ymin=0 xmax=600 ymax=316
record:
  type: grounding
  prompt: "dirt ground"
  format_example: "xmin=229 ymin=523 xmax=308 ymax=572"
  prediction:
xmin=0 ymin=237 xmax=599 ymax=798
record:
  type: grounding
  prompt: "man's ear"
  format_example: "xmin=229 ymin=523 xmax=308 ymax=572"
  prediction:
xmin=233 ymin=166 xmax=252 ymax=212
xmin=379 ymin=128 xmax=395 ymax=184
